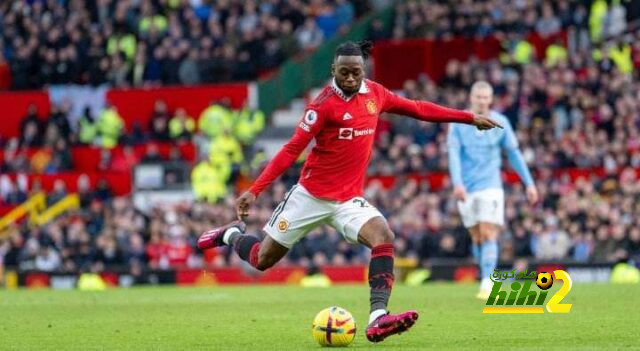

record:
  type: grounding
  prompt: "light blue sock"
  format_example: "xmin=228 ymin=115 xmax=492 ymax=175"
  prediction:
xmin=471 ymin=243 xmax=480 ymax=264
xmin=480 ymin=240 xmax=498 ymax=281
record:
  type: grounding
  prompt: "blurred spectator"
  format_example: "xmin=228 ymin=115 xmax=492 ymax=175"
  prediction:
xmin=140 ymin=143 xmax=164 ymax=163
xmin=47 ymin=180 xmax=68 ymax=206
xmin=46 ymin=139 xmax=73 ymax=173
xmin=297 ymin=18 xmax=325 ymax=51
xmin=178 ymin=49 xmax=201 ymax=85
xmin=78 ymin=107 xmax=98 ymax=145
xmin=35 ymin=247 xmax=61 ymax=272
xmin=191 ymin=157 xmax=227 ymax=203
xmin=77 ymin=174 xmax=94 ymax=208
xmin=169 ymin=108 xmax=196 ymax=142
xmin=536 ymin=3 xmax=562 ymax=38
xmin=234 ymin=106 xmax=266 ymax=145
xmin=20 ymin=105 xmax=42 ymax=148
xmin=95 ymin=179 xmax=114 ymax=202
xmin=146 ymin=233 xmax=168 ymax=270
xmin=149 ymin=100 xmax=171 ymax=141
xmin=199 ymin=101 xmax=234 ymax=140
xmin=111 ymin=146 xmax=139 ymax=172
xmin=211 ymin=130 xmax=244 ymax=165
xmin=97 ymin=106 xmax=124 ymax=149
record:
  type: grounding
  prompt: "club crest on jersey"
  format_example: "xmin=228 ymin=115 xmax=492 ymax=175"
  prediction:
xmin=343 ymin=112 xmax=352 ymax=120
xmin=277 ymin=218 xmax=289 ymax=233
xmin=365 ymin=99 xmax=377 ymax=114
xmin=304 ymin=110 xmax=318 ymax=125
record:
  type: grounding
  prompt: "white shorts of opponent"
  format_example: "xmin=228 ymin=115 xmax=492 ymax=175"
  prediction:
xmin=456 ymin=188 xmax=505 ymax=228
xmin=264 ymin=184 xmax=384 ymax=248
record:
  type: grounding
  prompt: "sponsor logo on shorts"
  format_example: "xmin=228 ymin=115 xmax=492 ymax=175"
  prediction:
xmin=277 ymin=218 xmax=289 ymax=233
xmin=338 ymin=128 xmax=374 ymax=140
xmin=299 ymin=122 xmax=311 ymax=132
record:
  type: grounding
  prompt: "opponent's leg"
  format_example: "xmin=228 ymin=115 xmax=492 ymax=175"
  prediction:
xmin=197 ymin=221 xmax=288 ymax=271
xmin=477 ymin=222 xmax=499 ymax=298
xmin=469 ymin=226 xmax=481 ymax=264
xmin=358 ymin=217 xmax=418 ymax=343
xmin=468 ymin=225 xmax=485 ymax=296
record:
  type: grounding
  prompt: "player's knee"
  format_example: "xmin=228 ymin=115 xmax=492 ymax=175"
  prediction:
xmin=371 ymin=228 xmax=394 ymax=246
xmin=478 ymin=223 xmax=498 ymax=241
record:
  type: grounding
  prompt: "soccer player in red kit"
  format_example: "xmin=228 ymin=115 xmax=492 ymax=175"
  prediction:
xmin=198 ymin=41 xmax=501 ymax=342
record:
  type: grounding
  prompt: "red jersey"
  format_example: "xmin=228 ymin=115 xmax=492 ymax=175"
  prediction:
xmin=248 ymin=79 xmax=474 ymax=201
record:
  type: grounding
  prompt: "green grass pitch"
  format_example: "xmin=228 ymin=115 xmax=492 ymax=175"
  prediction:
xmin=0 ymin=283 xmax=638 ymax=350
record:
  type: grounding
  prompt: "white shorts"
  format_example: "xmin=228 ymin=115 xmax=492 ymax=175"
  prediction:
xmin=457 ymin=188 xmax=504 ymax=228
xmin=264 ymin=184 xmax=385 ymax=248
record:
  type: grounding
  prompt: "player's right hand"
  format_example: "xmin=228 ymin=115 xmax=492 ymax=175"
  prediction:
xmin=453 ymin=185 xmax=466 ymax=201
xmin=236 ymin=191 xmax=256 ymax=220
xmin=526 ymin=185 xmax=539 ymax=205
xmin=471 ymin=114 xmax=502 ymax=130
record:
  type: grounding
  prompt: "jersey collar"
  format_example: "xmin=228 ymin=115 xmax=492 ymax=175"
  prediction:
xmin=331 ymin=78 xmax=369 ymax=101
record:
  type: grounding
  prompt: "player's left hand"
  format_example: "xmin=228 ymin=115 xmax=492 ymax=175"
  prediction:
xmin=236 ymin=191 xmax=256 ymax=220
xmin=526 ymin=186 xmax=539 ymax=205
xmin=471 ymin=114 xmax=503 ymax=130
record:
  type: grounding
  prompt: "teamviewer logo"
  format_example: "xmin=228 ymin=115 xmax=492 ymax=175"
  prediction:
xmin=338 ymin=128 xmax=353 ymax=140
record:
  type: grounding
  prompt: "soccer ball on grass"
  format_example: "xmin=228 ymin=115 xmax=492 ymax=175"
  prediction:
xmin=311 ymin=306 xmax=356 ymax=347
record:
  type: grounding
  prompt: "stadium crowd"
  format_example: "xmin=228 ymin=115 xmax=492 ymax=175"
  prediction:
xmin=2 ymin=159 xmax=640 ymax=274
xmin=391 ymin=0 xmax=638 ymax=41
xmin=3 ymin=0 xmax=640 ymax=274
xmin=0 ymin=0 xmax=366 ymax=89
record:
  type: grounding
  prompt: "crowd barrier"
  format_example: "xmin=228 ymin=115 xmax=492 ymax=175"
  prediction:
xmin=0 ymin=84 xmax=248 ymax=139
xmin=1 ymin=261 xmax=614 ymax=289
xmin=373 ymin=32 xmax=567 ymax=89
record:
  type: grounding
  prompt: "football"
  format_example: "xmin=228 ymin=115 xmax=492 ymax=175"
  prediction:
xmin=536 ymin=272 xmax=553 ymax=290
xmin=311 ymin=306 xmax=357 ymax=347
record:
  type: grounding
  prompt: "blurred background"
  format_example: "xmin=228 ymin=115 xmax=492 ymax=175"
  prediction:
xmin=1 ymin=0 xmax=640 ymax=289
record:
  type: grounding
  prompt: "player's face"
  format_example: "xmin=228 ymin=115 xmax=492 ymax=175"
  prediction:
xmin=470 ymin=87 xmax=493 ymax=115
xmin=332 ymin=55 xmax=365 ymax=95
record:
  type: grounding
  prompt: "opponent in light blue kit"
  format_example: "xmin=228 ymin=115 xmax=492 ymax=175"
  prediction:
xmin=447 ymin=81 xmax=538 ymax=298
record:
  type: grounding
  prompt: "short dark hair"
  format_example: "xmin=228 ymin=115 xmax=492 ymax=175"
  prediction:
xmin=334 ymin=40 xmax=373 ymax=60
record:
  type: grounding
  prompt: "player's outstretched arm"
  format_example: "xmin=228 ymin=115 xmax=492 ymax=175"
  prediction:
xmin=501 ymin=120 xmax=537 ymax=205
xmin=240 ymin=109 xmax=322 ymax=219
xmin=447 ymin=125 xmax=466 ymax=201
xmin=246 ymin=130 xmax=313 ymax=196
xmin=382 ymin=89 xmax=502 ymax=129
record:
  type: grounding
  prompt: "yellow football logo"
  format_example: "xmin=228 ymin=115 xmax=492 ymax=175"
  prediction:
xmin=536 ymin=272 xmax=553 ymax=290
